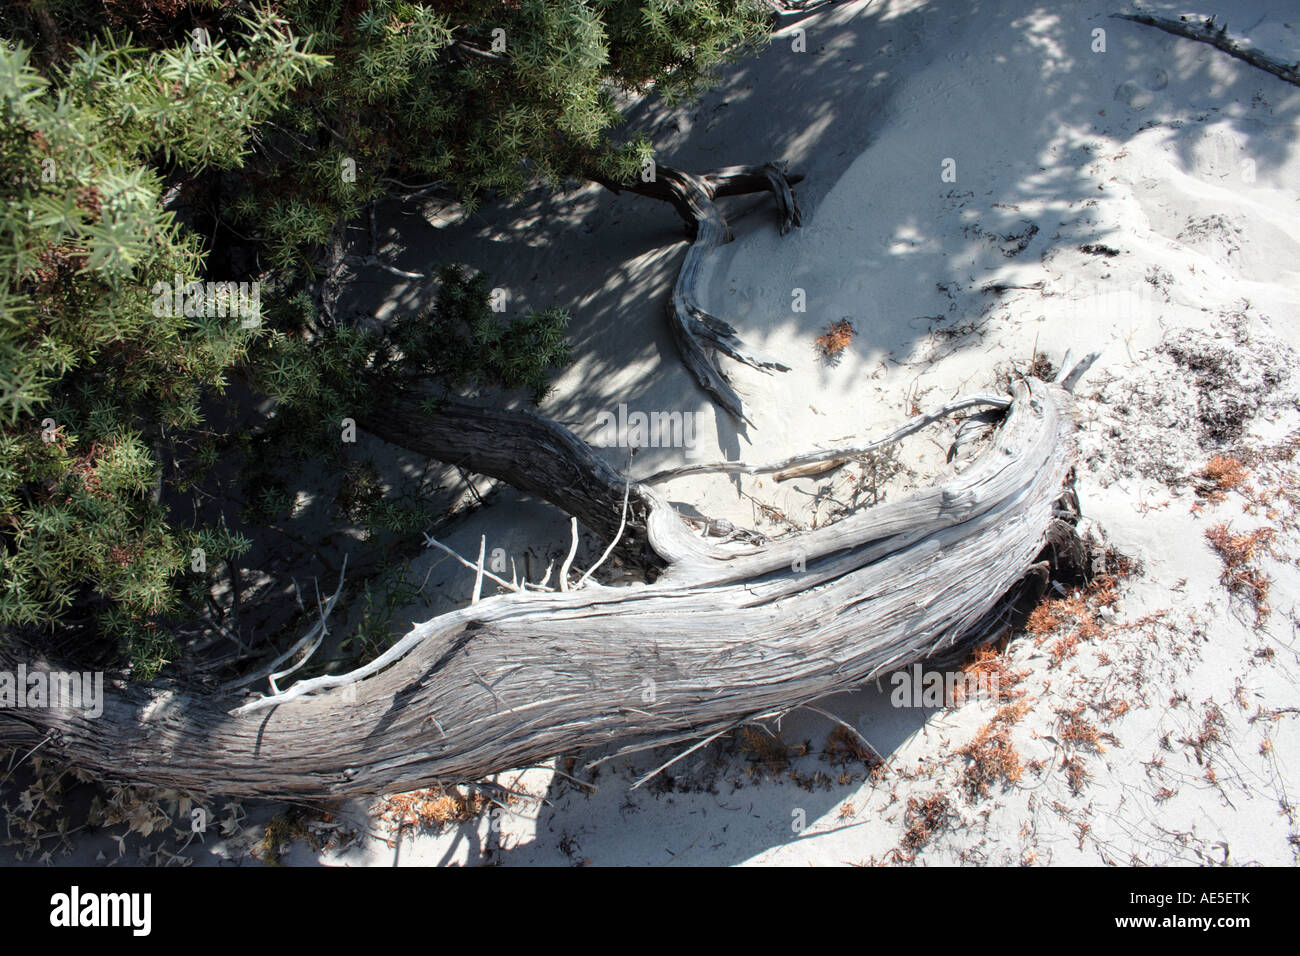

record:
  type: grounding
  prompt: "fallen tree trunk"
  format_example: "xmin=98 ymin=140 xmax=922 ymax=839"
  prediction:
xmin=1113 ymin=12 xmax=1300 ymax=87
xmin=0 ymin=372 xmax=1081 ymax=799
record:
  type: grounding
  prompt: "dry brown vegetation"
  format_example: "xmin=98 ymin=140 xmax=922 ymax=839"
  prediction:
xmin=814 ymin=318 xmax=855 ymax=358
xmin=376 ymin=786 xmax=492 ymax=837
xmin=1 ymin=750 xmax=251 ymax=866
xmin=1026 ymin=351 xmax=1056 ymax=381
xmin=1197 ymin=455 xmax=1250 ymax=502
xmin=1191 ymin=442 xmax=1296 ymax=627
xmin=1180 ymin=704 xmax=1226 ymax=766
xmin=1205 ymin=523 xmax=1276 ymax=624
xmin=1191 ymin=442 xmax=1300 ymax=539
xmin=1025 ymin=562 xmax=1130 ymax=665
xmin=1222 ymin=431 xmax=1300 ymax=535
xmin=735 ymin=725 xmax=791 ymax=777
xmin=254 ymin=808 xmax=323 ymax=865
xmin=900 ymin=792 xmax=954 ymax=854
xmin=948 ymin=554 xmax=1138 ymax=805
xmin=957 ymin=699 xmax=1031 ymax=799
xmin=959 ymin=724 xmax=1023 ymax=798
xmin=824 ymin=725 xmax=883 ymax=772
xmin=1062 ymin=755 xmax=1091 ymax=795
xmin=1099 ymin=698 xmax=1130 ymax=723
xmin=1058 ymin=708 xmax=1113 ymax=752
xmin=957 ymin=640 xmax=1029 ymax=703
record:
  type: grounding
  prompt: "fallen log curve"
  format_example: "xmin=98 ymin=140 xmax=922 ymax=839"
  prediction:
xmin=0 ymin=368 xmax=1083 ymax=798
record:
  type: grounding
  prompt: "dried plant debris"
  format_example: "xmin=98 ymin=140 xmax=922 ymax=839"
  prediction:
xmin=1061 ymin=755 xmax=1091 ymax=795
xmin=899 ymin=793 xmax=955 ymax=855
xmin=1196 ymin=455 xmax=1250 ymax=502
xmin=1025 ymin=547 xmax=1135 ymax=651
xmin=824 ymin=726 xmax=884 ymax=772
xmin=1180 ymin=703 xmax=1226 ymax=767
xmin=957 ymin=642 xmax=1030 ymax=704
xmin=1205 ymin=523 xmax=1276 ymax=624
xmin=999 ymin=221 xmax=1039 ymax=257
xmin=734 ymin=725 xmax=792 ymax=777
xmin=1177 ymin=214 xmax=1243 ymax=258
xmin=1161 ymin=323 xmax=1287 ymax=447
xmin=1082 ymin=309 xmax=1294 ymax=486
xmin=1079 ymin=242 xmax=1120 ymax=258
xmin=376 ymin=786 xmax=493 ymax=839
xmin=1 ymin=750 xmax=246 ymax=865
xmin=959 ymin=721 xmax=1024 ymax=799
xmin=815 ymin=317 xmax=855 ymax=360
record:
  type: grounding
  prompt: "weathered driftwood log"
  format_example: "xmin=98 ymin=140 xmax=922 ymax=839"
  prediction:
xmin=1113 ymin=12 xmax=1300 ymax=87
xmin=599 ymin=163 xmax=802 ymax=426
xmin=0 ymin=372 xmax=1080 ymax=799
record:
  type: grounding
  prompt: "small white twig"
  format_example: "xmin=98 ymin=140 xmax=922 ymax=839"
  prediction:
xmin=1058 ymin=350 xmax=1101 ymax=392
xmin=344 ymin=254 xmax=426 ymax=280
xmin=526 ymin=560 xmax=555 ymax=591
xmin=422 ymin=534 xmax=524 ymax=594
xmin=268 ymin=573 xmax=332 ymax=694
xmin=222 ymin=556 xmax=348 ymax=693
xmin=629 ymin=725 xmax=734 ymax=791
xmin=559 ymin=517 xmax=579 ymax=592
xmin=639 ymin=394 xmax=1012 ymax=485
xmin=800 ymin=703 xmax=887 ymax=766
xmin=576 ymin=479 xmax=630 ymax=589
xmin=471 ymin=535 xmax=486 ymax=605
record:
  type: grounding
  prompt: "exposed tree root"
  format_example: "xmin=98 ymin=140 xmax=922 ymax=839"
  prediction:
xmin=600 ymin=163 xmax=803 ymax=426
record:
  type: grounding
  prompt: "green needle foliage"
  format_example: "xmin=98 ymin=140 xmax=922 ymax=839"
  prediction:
xmin=0 ymin=0 xmax=771 ymax=677
xmin=230 ymin=0 xmax=771 ymax=274
xmin=0 ymin=17 xmax=321 ymax=675
xmin=239 ymin=265 xmax=572 ymax=532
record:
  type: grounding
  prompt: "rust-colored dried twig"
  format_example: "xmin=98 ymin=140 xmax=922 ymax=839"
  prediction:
xmin=1205 ymin=523 xmax=1275 ymax=624
xmin=815 ymin=318 xmax=855 ymax=359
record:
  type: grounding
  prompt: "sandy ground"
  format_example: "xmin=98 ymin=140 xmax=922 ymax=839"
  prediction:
xmin=10 ymin=0 xmax=1300 ymax=866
